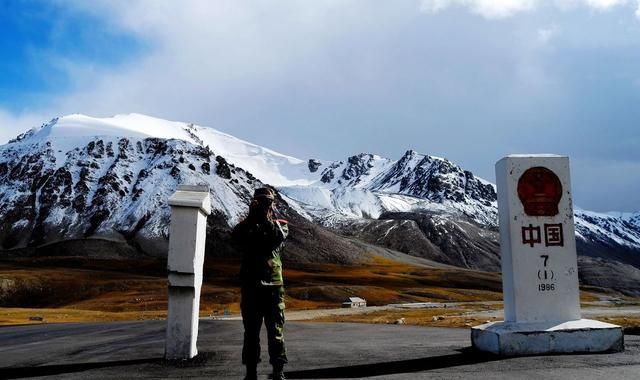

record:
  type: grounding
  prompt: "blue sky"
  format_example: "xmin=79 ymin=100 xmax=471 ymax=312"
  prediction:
xmin=0 ymin=0 xmax=639 ymax=212
xmin=0 ymin=0 xmax=145 ymax=110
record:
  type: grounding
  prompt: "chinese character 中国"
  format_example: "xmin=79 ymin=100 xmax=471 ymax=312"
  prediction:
xmin=521 ymin=224 xmax=541 ymax=247
xmin=544 ymin=223 xmax=564 ymax=247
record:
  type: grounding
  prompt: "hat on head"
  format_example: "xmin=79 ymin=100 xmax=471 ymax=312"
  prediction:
xmin=253 ymin=187 xmax=275 ymax=200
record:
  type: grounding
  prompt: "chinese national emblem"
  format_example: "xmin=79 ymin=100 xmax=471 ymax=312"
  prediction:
xmin=517 ymin=167 xmax=563 ymax=217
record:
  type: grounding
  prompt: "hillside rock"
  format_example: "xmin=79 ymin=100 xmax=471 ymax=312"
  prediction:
xmin=0 ymin=115 xmax=373 ymax=265
xmin=333 ymin=211 xmax=500 ymax=271
xmin=1 ymin=113 xmax=639 ymax=295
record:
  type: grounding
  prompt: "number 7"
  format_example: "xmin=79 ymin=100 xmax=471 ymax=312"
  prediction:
xmin=541 ymin=255 xmax=549 ymax=267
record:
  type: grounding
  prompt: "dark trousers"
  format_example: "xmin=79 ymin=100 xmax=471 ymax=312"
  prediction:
xmin=241 ymin=285 xmax=288 ymax=366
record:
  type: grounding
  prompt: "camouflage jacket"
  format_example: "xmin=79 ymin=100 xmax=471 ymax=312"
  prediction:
xmin=232 ymin=217 xmax=289 ymax=286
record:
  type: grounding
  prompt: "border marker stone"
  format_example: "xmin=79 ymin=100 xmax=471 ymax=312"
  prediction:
xmin=471 ymin=155 xmax=624 ymax=356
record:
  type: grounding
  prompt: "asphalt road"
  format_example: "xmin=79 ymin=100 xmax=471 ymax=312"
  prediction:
xmin=0 ymin=320 xmax=639 ymax=379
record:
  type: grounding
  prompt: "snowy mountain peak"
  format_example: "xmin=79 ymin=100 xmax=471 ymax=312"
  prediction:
xmin=18 ymin=114 xmax=199 ymax=144
xmin=402 ymin=149 xmax=418 ymax=158
xmin=1 ymin=113 xmax=637 ymax=259
xmin=317 ymin=153 xmax=393 ymax=189
xmin=0 ymin=114 xmax=269 ymax=253
xmin=273 ymin=147 xmax=500 ymax=225
xmin=7 ymin=113 xmax=318 ymax=188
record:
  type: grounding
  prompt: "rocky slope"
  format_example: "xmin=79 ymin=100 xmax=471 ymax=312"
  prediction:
xmin=330 ymin=211 xmax=500 ymax=272
xmin=0 ymin=114 xmax=371 ymax=264
xmin=279 ymin=150 xmax=498 ymax=227
xmin=1 ymin=114 xmax=639 ymax=294
xmin=1 ymin=117 xmax=246 ymax=255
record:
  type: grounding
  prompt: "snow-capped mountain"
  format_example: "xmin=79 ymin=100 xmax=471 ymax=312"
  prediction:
xmin=0 ymin=113 xmax=502 ymax=251
xmin=575 ymin=209 xmax=640 ymax=248
xmin=1 ymin=113 xmax=639 ymax=291
xmin=278 ymin=150 xmax=498 ymax=227
xmin=0 ymin=114 xmax=415 ymax=264
xmin=0 ymin=114 xmax=264 ymax=255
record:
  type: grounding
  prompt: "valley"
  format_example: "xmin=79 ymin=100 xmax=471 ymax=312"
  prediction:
xmin=1 ymin=255 xmax=638 ymax=332
xmin=0 ymin=114 xmax=639 ymax=329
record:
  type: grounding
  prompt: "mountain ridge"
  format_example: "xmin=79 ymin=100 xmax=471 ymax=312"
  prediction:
xmin=3 ymin=113 xmax=639 ymax=239
xmin=1 ymin=113 xmax=639 ymax=296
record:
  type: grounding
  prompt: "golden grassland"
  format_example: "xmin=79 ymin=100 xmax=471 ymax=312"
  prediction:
xmin=312 ymin=304 xmax=503 ymax=328
xmin=311 ymin=304 xmax=640 ymax=331
xmin=0 ymin=256 xmax=637 ymax=330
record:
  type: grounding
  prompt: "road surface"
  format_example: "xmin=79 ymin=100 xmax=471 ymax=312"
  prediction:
xmin=1 ymin=320 xmax=639 ymax=379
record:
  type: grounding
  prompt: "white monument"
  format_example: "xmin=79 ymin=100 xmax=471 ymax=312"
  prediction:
xmin=165 ymin=185 xmax=211 ymax=360
xmin=472 ymin=155 xmax=623 ymax=356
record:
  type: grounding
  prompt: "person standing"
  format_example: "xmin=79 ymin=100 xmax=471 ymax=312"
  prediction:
xmin=232 ymin=187 xmax=289 ymax=380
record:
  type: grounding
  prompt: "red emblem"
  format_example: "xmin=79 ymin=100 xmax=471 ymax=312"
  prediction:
xmin=517 ymin=167 xmax=562 ymax=217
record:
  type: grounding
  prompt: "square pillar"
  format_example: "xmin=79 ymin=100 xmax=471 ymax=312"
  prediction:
xmin=165 ymin=185 xmax=211 ymax=360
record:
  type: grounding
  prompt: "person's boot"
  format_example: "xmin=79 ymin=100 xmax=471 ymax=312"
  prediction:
xmin=244 ymin=364 xmax=258 ymax=380
xmin=272 ymin=362 xmax=285 ymax=380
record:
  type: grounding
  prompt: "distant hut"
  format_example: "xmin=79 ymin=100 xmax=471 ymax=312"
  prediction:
xmin=342 ymin=297 xmax=367 ymax=308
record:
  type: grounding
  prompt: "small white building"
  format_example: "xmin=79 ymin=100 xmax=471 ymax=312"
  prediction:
xmin=342 ymin=297 xmax=367 ymax=308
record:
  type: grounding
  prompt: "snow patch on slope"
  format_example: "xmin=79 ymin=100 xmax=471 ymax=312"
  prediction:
xmin=279 ymin=185 xmax=334 ymax=209
xmin=33 ymin=114 xmax=196 ymax=142
xmin=194 ymin=126 xmax=316 ymax=187
xmin=5 ymin=112 xmax=637 ymax=254
xmin=575 ymin=209 xmax=640 ymax=248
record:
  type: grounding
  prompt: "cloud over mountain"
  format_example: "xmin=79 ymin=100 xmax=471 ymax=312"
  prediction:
xmin=420 ymin=0 xmax=640 ymax=19
xmin=1 ymin=1 xmax=639 ymax=212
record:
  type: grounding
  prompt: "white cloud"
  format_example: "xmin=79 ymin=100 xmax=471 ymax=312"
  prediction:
xmin=420 ymin=0 xmax=537 ymax=18
xmin=1 ymin=0 xmax=640 ymax=211
xmin=420 ymin=0 xmax=637 ymax=18
xmin=22 ymin=2 xmax=349 ymax=120
xmin=0 ymin=109 xmax=49 ymax=143
xmin=537 ymin=28 xmax=556 ymax=43
xmin=584 ymin=0 xmax=627 ymax=10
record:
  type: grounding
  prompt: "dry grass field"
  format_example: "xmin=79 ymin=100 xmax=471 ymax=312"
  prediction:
xmin=0 ymin=256 xmax=637 ymax=331
xmin=0 ymin=255 xmax=501 ymax=325
xmin=311 ymin=304 xmax=640 ymax=332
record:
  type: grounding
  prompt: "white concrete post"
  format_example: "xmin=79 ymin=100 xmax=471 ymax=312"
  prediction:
xmin=165 ymin=185 xmax=211 ymax=360
xmin=471 ymin=155 xmax=623 ymax=356
xmin=497 ymin=155 xmax=581 ymax=322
